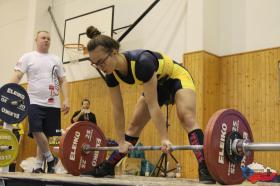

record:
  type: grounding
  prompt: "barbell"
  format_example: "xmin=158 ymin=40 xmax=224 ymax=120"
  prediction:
xmin=57 ymin=109 xmax=280 ymax=185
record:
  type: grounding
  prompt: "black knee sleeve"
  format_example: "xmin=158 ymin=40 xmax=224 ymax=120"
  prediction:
xmin=107 ymin=135 xmax=139 ymax=166
xmin=125 ymin=134 xmax=139 ymax=145
xmin=188 ymin=129 xmax=206 ymax=167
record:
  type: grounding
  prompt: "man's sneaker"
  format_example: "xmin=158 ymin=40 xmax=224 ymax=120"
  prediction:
xmin=32 ymin=168 xmax=45 ymax=173
xmin=82 ymin=160 xmax=115 ymax=177
xmin=47 ymin=156 xmax=58 ymax=173
xmin=199 ymin=167 xmax=216 ymax=184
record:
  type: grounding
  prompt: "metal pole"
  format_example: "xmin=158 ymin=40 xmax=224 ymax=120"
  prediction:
xmin=85 ymin=145 xmax=203 ymax=151
xmin=117 ymin=0 xmax=160 ymax=42
xmin=243 ymin=142 xmax=280 ymax=151
xmin=48 ymin=6 xmax=64 ymax=45
xmin=86 ymin=142 xmax=280 ymax=152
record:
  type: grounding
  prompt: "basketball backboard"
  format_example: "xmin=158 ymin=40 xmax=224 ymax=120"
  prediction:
xmin=62 ymin=6 xmax=114 ymax=63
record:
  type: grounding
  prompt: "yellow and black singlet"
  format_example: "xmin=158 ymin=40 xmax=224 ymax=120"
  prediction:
xmin=105 ymin=50 xmax=195 ymax=106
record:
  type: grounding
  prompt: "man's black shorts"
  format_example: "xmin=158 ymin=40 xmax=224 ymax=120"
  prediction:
xmin=28 ymin=104 xmax=61 ymax=138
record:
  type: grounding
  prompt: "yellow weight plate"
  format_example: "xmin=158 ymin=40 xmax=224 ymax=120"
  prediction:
xmin=0 ymin=129 xmax=19 ymax=167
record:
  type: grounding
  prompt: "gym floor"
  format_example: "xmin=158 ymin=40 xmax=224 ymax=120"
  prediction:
xmin=0 ymin=172 xmax=278 ymax=186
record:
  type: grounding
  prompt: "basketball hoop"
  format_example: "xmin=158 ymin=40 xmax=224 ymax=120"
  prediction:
xmin=64 ymin=43 xmax=88 ymax=63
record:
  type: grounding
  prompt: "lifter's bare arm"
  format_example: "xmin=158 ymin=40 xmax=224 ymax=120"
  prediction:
xmin=10 ymin=70 xmax=24 ymax=84
xmin=109 ymin=85 xmax=125 ymax=142
xmin=143 ymin=73 xmax=171 ymax=151
xmin=109 ymin=85 xmax=131 ymax=152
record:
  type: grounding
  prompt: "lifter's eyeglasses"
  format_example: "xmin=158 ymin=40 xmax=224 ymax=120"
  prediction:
xmin=92 ymin=53 xmax=111 ymax=67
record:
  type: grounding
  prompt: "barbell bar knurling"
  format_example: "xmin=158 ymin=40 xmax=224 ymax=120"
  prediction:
xmin=86 ymin=142 xmax=280 ymax=153
xmin=83 ymin=145 xmax=204 ymax=152
xmin=54 ymin=142 xmax=280 ymax=153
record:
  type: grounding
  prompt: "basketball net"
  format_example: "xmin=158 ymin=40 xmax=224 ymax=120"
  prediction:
xmin=64 ymin=43 xmax=88 ymax=63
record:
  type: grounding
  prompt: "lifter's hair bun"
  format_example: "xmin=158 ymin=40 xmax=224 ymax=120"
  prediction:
xmin=86 ymin=26 xmax=101 ymax=39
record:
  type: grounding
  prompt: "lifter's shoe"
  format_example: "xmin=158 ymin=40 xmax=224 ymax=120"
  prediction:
xmin=199 ymin=167 xmax=216 ymax=184
xmin=47 ymin=156 xmax=59 ymax=173
xmin=82 ymin=160 xmax=115 ymax=178
xmin=32 ymin=168 xmax=45 ymax=173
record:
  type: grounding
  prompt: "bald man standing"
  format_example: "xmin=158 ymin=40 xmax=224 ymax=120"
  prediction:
xmin=10 ymin=31 xmax=70 ymax=173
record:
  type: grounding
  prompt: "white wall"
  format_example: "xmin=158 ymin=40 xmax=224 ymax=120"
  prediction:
xmin=218 ymin=0 xmax=280 ymax=56
xmin=245 ymin=0 xmax=280 ymax=52
xmin=49 ymin=0 xmax=154 ymax=81
xmin=119 ymin=0 xmax=191 ymax=60
xmin=203 ymin=0 xmax=220 ymax=55
xmin=1 ymin=0 xmax=280 ymax=85
xmin=49 ymin=0 xmax=192 ymax=82
xmin=203 ymin=0 xmax=280 ymax=56
xmin=0 ymin=0 xmax=53 ymax=85
xmin=0 ymin=0 xmax=31 ymax=86
xmin=186 ymin=0 xmax=203 ymax=53
xmin=0 ymin=0 xmax=201 ymax=85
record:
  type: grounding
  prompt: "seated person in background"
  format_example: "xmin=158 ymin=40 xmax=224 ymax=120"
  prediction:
xmin=71 ymin=98 xmax=97 ymax=124
xmin=70 ymin=99 xmax=117 ymax=148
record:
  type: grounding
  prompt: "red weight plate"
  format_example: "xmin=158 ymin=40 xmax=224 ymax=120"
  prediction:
xmin=204 ymin=109 xmax=254 ymax=185
xmin=59 ymin=121 xmax=107 ymax=176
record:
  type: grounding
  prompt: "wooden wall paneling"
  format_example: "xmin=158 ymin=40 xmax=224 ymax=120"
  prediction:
xmin=220 ymin=48 xmax=280 ymax=173
xmin=270 ymin=49 xmax=279 ymax=167
xmin=263 ymin=50 xmax=273 ymax=166
xmin=182 ymin=51 xmax=204 ymax=178
xmin=183 ymin=51 xmax=221 ymax=178
xmin=202 ymin=52 xmax=220 ymax=126
xmin=184 ymin=52 xmax=204 ymax=126
xmin=252 ymin=51 xmax=264 ymax=165
xmin=265 ymin=49 xmax=279 ymax=166
xmin=244 ymin=53 xmax=252 ymax=129
xmin=276 ymin=48 xmax=280 ymax=170
xmin=238 ymin=54 xmax=245 ymax=111
xmin=17 ymin=47 xmax=280 ymax=177
xmin=219 ymin=57 xmax=226 ymax=107
xmin=232 ymin=54 xmax=237 ymax=108
xmin=220 ymin=57 xmax=229 ymax=107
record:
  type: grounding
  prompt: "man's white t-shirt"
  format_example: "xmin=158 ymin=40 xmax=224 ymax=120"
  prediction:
xmin=15 ymin=51 xmax=66 ymax=108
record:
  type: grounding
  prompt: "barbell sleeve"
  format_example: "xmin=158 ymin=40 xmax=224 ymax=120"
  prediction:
xmin=233 ymin=139 xmax=280 ymax=155
xmin=0 ymin=145 xmax=12 ymax=151
xmin=243 ymin=142 xmax=280 ymax=151
xmin=10 ymin=100 xmax=23 ymax=106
